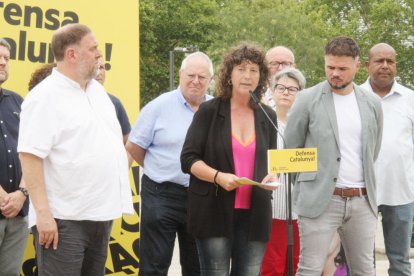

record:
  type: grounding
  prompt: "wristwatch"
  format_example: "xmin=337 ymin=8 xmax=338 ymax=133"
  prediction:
xmin=18 ymin=187 xmax=29 ymax=197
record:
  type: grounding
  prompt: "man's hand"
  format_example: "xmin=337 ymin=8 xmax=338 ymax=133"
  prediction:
xmin=20 ymin=153 xmax=58 ymax=249
xmin=0 ymin=191 xmax=25 ymax=218
xmin=36 ymin=211 xmax=59 ymax=250
xmin=0 ymin=193 xmax=10 ymax=208
xmin=0 ymin=186 xmax=10 ymax=207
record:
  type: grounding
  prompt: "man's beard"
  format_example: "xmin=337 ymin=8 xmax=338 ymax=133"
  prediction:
xmin=328 ymin=80 xmax=351 ymax=90
xmin=84 ymin=66 xmax=99 ymax=81
xmin=0 ymin=72 xmax=8 ymax=85
xmin=93 ymin=67 xmax=100 ymax=78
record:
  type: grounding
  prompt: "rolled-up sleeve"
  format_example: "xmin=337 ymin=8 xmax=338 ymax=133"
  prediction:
xmin=18 ymin=94 xmax=58 ymax=159
xmin=128 ymin=101 xmax=157 ymax=150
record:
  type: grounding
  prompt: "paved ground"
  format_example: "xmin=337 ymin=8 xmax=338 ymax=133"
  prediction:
xmin=168 ymin=216 xmax=414 ymax=275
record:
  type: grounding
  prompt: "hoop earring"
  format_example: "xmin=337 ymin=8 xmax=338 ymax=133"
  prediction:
xmin=227 ymin=79 xmax=232 ymax=85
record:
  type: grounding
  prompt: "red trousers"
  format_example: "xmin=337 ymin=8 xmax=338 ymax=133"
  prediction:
xmin=261 ymin=219 xmax=300 ymax=276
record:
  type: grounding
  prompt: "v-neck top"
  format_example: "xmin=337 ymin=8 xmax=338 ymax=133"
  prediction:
xmin=232 ymin=134 xmax=256 ymax=209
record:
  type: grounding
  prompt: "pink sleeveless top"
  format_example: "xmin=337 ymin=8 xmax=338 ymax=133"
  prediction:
xmin=232 ymin=134 xmax=256 ymax=209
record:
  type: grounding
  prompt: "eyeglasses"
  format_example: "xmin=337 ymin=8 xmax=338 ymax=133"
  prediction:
xmin=269 ymin=61 xmax=293 ymax=69
xmin=185 ymin=74 xmax=209 ymax=84
xmin=274 ymin=84 xmax=299 ymax=95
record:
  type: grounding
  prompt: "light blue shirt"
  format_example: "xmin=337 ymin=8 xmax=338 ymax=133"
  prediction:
xmin=361 ymin=79 xmax=414 ymax=206
xmin=129 ymin=88 xmax=212 ymax=187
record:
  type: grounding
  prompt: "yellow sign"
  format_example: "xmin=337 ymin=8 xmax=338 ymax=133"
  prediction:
xmin=1 ymin=1 xmax=140 ymax=275
xmin=268 ymin=148 xmax=318 ymax=173
xmin=1 ymin=0 xmax=140 ymax=122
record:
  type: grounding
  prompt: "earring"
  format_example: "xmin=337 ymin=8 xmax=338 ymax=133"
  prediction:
xmin=227 ymin=79 xmax=232 ymax=85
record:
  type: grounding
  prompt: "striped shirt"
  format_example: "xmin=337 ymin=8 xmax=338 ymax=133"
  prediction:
xmin=271 ymin=120 xmax=298 ymax=220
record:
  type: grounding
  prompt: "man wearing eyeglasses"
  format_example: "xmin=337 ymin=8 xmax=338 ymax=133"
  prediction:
xmin=126 ymin=52 xmax=213 ymax=275
xmin=361 ymin=43 xmax=414 ymax=276
xmin=264 ymin=46 xmax=295 ymax=108
xmin=284 ymin=36 xmax=383 ymax=275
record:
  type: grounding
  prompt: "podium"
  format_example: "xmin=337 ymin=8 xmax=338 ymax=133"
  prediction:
xmin=268 ymin=148 xmax=318 ymax=276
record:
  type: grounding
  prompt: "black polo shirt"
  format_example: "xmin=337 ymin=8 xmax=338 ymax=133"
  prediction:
xmin=0 ymin=87 xmax=28 ymax=218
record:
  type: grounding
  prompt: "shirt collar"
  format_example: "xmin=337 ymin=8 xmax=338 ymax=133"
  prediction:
xmin=366 ymin=77 xmax=405 ymax=99
xmin=52 ymin=68 xmax=95 ymax=91
xmin=176 ymin=87 xmax=188 ymax=106
xmin=176 ymin=86 xmax=212 ymax=108
xmin=388 ymin=80 xmax=409 ymax=97
xmin=0 ymin=87 xmax=11 ymax=99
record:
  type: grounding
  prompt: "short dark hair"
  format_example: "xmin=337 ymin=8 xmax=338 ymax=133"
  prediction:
xmin=325 ymin=36 xmax=360 ymax=58
xmin=217 ymin=42 xmax=269 ymax=106
xmin=51 ymin=23 xmax=91 ymax=61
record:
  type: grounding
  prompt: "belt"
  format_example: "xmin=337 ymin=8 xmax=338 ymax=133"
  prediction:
xmin=333 ymin=187 xmax=367 ymax=198
xmin=143 ymin=174 xmax=188 ymax=191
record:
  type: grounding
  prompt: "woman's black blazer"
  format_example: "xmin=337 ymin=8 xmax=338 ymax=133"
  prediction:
xmin=181 ymin=97 xmax=278 ymax=242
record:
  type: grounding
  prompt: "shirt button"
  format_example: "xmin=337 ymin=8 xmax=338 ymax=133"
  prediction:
xmin=3 ymin=134 xmax=7 ymax=138
xmin=7 ymin=149 xmax=11 ymax=153
xmin=9 ymin=179 xmax=12 ymax=182
xmin=333 ymin=178 xmax=337 ymax=182
xmin=9 ymin=164 xmax=13 ymax=168
xmin=0 ymin=120 xmax=3 ymax=123
xmin=337 ymin=157 xmax=341 ymax=162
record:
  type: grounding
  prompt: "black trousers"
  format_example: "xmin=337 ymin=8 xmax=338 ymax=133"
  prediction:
xmin=139 ymin=174 xmax=200 ymax=276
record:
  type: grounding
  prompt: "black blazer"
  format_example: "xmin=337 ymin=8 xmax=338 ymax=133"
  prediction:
xmin=181 ymin=97 xmax=277 ymax=242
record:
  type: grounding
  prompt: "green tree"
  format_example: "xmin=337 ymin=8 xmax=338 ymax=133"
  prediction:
xmin=303 ymin=0 xmax=414 ymax=86
xmin=209 ymin=0 xmax=327 ymax=87
xmin=139 ymin=0 xmax=414 ymax=105
xmin=139 ymin=0 xmax=220 ymax=107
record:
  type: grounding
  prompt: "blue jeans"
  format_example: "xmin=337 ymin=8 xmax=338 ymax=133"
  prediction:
xmin=139 ymin=175 xmax=199 ymax=276
xmin=196 ymin=210 xmax=266 ymax=276
xmin=379 ymin=202 xmax=414 ymax=276
xmin=296 ymin=195 xmax=377 ymax=276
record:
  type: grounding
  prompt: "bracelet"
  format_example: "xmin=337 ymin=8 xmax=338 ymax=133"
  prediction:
xmin=19 ymin=187 xmax=29 ymax=197
xmin=213 ymin=170 xmax=220 ymax=185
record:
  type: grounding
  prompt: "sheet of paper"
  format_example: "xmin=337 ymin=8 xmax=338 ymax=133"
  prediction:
xmin=234 ymin=177 xmax=282 ymax=187
xmin=234 ymin=177 xmax=261 ymax=185
xmin=262 ymin=181 xmax=282 ymax=187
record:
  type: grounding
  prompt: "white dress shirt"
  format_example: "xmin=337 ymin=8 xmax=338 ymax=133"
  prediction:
xmin=18 ymin=69 xmax=134 ymax=227
xmin=361 ymin=79 xmax=414 ymax=206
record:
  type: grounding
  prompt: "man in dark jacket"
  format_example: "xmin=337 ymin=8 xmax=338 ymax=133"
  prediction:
xmin=0 ymin=37 xmax=29 ymax=275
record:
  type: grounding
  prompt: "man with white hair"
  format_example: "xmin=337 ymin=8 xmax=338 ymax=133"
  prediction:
xmin=264 ymin=46 xmax=295 ymax=108
xmin=126 ymin=52 xmax=214 ymax=275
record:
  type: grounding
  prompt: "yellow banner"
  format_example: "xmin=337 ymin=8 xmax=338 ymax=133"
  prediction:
xmin=1 ymin=0 xmax=140 ymax=122
xmin=0 ymin=1 xmax=140 ymax=275
xmin=268 ymin=148 xmax=318 ymax=173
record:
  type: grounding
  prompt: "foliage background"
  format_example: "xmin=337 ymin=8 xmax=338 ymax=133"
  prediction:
xmin=139 ymin=0 xmax=414 ymax=107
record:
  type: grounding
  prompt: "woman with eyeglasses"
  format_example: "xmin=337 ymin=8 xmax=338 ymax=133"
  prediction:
xmin=261 ymin=68 xmax=306 ymax=276
xmin=181 ymin=42 xmax=279 ymax=275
